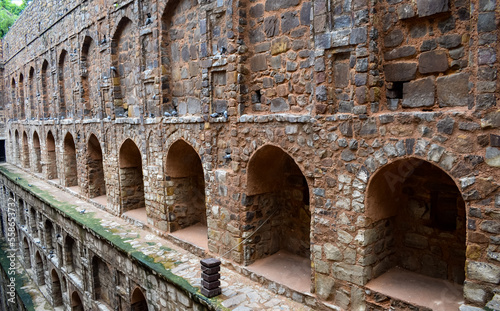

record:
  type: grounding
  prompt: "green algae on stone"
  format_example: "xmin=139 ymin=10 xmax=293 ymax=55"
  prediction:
xmin=0 ymin=166 xmax=231 ymax=311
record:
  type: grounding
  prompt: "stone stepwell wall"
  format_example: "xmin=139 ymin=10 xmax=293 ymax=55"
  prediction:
xmin=0 ymin=0 xmax=499 ymax=310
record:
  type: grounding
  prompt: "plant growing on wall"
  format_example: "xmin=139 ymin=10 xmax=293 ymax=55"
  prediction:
xmin=0 ymin=0 xmax=28 ymax=38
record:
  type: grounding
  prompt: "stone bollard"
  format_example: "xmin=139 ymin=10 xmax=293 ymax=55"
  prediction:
xmin=200 ymin=258 xmax=221 ymax=298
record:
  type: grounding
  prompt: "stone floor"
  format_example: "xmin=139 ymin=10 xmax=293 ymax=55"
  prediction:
xmin=4 ymin=164 xmax=316 ymax=311
xmin=366 ymin=267 xmax=463 ymax=311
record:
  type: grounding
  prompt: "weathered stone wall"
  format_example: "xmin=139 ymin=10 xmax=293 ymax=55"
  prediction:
xmin=0 ymin=0 xmax=499 ymax=310
xmin=0 ymin=172 xmax=213 ymax=311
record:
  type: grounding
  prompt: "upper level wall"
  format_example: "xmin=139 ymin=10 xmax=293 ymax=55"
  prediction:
xmin=0 ymin=0 xmax=498 ymax=122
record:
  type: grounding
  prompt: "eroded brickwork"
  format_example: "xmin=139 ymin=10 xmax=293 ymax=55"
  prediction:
xmin=0 ymin=0 xmax=499 ymax=310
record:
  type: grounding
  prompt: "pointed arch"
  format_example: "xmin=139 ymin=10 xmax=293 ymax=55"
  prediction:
xmin=92 ymin=256 xmax=112 ymax=306
xmin=71 ymin=291 xmax=83 ymax=311
xmin=64 ymin=235 xmax=81 ymax=276
xmin=34 ymin=251 xmax=44 ymax=285
xmin=165 ymin=140 xmax=206 ymax=232
xmin=112 ymin=17 xmax=136 ymax=118
xmin=44 ymin=220 xmax=55 ymax=250
xmin=131 ymin=287 xmax=148 ymax=311
xmin=29 ymin=207 xmax=37 ymax=238
xmin=14 ymin=130 xmax=20 ymax=165
xmin=245 ymin=145 xmax=311 ymax=264
xmin=58 ymin=49 xmax=69 ymax=118
xmin=22 ymin=237 xmax=31 ymax=268
xmin=50 ymin=269 xmax=63 ymax=306
xmin=365 ymin=158 xmax=466 ymax=284
xmin=87 ymin=134 xmax=106 ymax=198
xmin=32 ymin=131 xmax=42 ymax=173
xmin=11 ymin=77 xmax=17 ymax=119
xmin=47 ymin=131 xmax=58 ymax=179
xmin=81 ymin=36 xmax=97 ymax=118
xmin=22 ymin=131 xmax=30 ymax=168
xmin=160 ymin=0 xmax=203 ymax=116
xmin=119 ymin=139 xmax=145 ymax=214
xmin=41 ymin=59 xmax=50 ymax=118
xmin=63 ymin=133 xmax=78 ymax=187
xmin=28 ymin=67 xmax=36 ymax=119
xmin=19 ymin=73 xmax=25 ymax=119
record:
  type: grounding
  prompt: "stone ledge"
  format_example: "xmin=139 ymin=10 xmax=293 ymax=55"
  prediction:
xmin=238 ymin=113 xmax=314 ymax=123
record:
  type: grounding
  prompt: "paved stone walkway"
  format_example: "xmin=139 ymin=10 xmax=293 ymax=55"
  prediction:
xmin=6 ymin=165 xmax=313 ymax=311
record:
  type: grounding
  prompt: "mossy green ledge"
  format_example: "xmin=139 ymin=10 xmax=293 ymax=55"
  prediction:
xmin=0 ymin=165 xmax=230 ymax=311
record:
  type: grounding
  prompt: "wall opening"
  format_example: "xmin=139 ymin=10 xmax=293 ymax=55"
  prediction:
xmin=29 ymin=207 xmax=37 ymax=238
xmin=45 ymin=220 xmax=55 ymax=250
xmin=22 ymin=131 xmax=30 ymax=168
xmin=64 ymin=236 xmax=82 ymax=276
xmin=51 ymin=269 xmax=63 ymax=307
xmin=22 ymin=237 xmax=31 ymax=268
xmin=47 ymin=131 xmax=58 ymax=179
xmin=11 ymin=77 xmax=17 ymax=119
xmin=165 ymin=140 xmax=206 ymax=232
xmin=28 ymin=67 xmax=35 ymax=119
xmin=119 ymin=139 xmax=145 ymax=214
xmin=71 ymin=291 xmax=83 ymax=311
xmin=81 ymin=37 xmax=96 ymax=118
xmin=92 ymin=256 xmax=112 ymax=307
xmin=245 ymin=145 xmax=311 ymax=265
xmin=33 ymin=131 xmax=42 ymax=173
xmin=58 ymin=50 xmax=68 ymax=118
xmin=0 ymin=140 xmax=5 ymax=162
xmin=365 ymin=158 xmax=466 ymax=284
xmin=87 ymin=134 xmax=106 ymax=198
xmin=14 ymin=130 xmax=20 ymax=166
xmin=41 ymin=60 xmax=50 ymax=118
xmin=34 ymin=251 xmax=44 ymax=286
xmin=160 ymin=0 xmax=202 ymax=117
xmin=131 ymin=287 xmax=148 ymax=311
xmin=112 ymin=18 xmax=135 ymax=118
xmin=19 ymin=73 xmax=25 ymax=119
xmin=63 ymin=133 xmax=78 ymax=188
xmin=18 ymin=198 xmax=25 ymax=226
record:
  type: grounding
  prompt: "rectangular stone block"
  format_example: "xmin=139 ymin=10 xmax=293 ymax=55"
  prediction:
xmin=201 ymin=287 xmax=221 ymax=298
xmin=201 ymin=272 xmax=220 ymax=282
xmin=436 ymin=72 xmax=469 ymax=107
xmin=417 ymin=0 xmax=449 ymax=17
xmin=467 ymin=261 xmax=500 ymax=284
xmin=202 ymin=280 xmax=221 ymax=289
xmin=201 ymin=265 xmax=221 ymax=274
xmin=419 ymin=50 xmax=449 ymax=74
xmin=384 ymin=63 xmax=417 ymax=82
xmin=402 ymin=77 xmax=435 ymax=108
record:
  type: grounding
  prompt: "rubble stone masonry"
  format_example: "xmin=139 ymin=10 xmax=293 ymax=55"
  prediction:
xmin=0 ymin=0 xmax=499 ymax=310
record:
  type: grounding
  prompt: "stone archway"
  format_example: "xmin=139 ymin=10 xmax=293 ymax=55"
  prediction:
xmin=64 ymin=236 xmax=81 ymax=276
xmin=92 ymin=256 xmax=112 ymax=307
xmin=47 ymin=131 xmax=58 ymax=180
xmin=364 ymin=158 xmax=466 ymax=310
xmin=119 ymin=139 xmax=145 ymax=216
xmin=165 ymin=140 xmax=206 ymax=232
xmin=22 ymin=237 xmax=30 ymax=268
xmin=87 ymin=134 xmax=106 ymax=198
xmin=22 ymin=132 xmax=30 ymax=168
xmin=365 ymin=158 xmax=466 ymax=282
xmin=244 ymin=145 xmax=311 ymax=292
xmin=50 ymin=269 xmax=63 ymax=307
xmin=63 ymin=133 xmax=78 ymax=188
xmin=34 ymin=251 xmax=44 ymax=286
xmin=33 ymin=131 xmax=42 ymax=173
xmin=71 ymin=291 xmax=83 ymax=311
xmin=131 ymin=287 xmax=148 ymax=311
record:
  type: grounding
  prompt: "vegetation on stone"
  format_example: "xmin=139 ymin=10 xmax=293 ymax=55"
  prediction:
xmin=0 ymin=0 xmax=27 ymax=38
